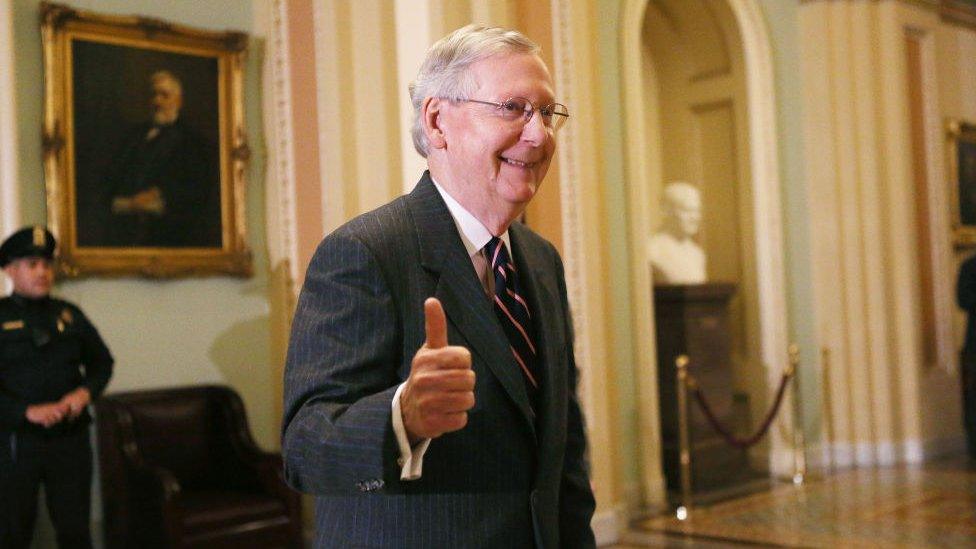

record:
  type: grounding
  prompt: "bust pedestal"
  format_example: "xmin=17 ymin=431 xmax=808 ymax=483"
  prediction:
xmin=653 ymin=283 xmax=763 ymax=502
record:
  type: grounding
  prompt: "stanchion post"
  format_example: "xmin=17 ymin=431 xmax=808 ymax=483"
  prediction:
xmin=788 ymin=344 xmax=806 ymax=485
xmin=676 ymin=354 xmax=692 ymax=520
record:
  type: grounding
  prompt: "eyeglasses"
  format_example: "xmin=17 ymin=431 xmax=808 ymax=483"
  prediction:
xmin=451 ymin=97 xmax=570 ymax=131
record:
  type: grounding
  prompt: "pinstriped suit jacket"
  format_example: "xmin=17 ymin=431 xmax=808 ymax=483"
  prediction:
xmin=282 ymin=173 xmax=596 ymax=548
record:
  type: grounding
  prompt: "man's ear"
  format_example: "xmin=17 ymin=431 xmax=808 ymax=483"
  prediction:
xmin=422 ymin=97 xmax=447 ymax=150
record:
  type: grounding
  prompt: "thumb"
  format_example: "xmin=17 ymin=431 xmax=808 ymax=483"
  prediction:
xmin=424 ymin=297 xmax=448 ymax=349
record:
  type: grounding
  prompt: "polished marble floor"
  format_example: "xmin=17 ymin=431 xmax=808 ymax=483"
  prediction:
xmin=612 ymin=455 xmax=976 ymax=548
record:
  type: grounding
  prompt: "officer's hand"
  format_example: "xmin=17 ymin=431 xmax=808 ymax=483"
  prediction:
xmin=59 ymin=387 xmax=91 ymax=420
xmin=400 ymin=298 xmax=475 ymax=443
xmin=25 ymin=402 xmax=68 ymax=428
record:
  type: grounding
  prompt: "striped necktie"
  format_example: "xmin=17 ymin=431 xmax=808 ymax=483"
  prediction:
xmin=484 ymin=237 xmax=541 ymax=398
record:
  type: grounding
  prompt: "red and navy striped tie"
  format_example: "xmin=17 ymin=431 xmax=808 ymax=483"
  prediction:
xmin=484 ymin=237 xmax=540 ymax=400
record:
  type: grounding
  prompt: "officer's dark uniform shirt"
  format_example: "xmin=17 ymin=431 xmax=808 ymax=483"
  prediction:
xmin=0 ymin=294 xmax=113 ymax=434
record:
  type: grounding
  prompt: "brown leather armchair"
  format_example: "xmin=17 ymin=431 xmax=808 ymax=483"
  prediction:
xmin=95 ymin=385 xmax=302 ymax=548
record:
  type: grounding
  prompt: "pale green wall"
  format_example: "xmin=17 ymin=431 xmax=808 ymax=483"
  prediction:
xmin=597 ymin=0 xmax=818 ymax=503
xmin=756 ymin=0 xmax=821 ymax=443
xmin=11 ymin=0 xmax=276 ymax=453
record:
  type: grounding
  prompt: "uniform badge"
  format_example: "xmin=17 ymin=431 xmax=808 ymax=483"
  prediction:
xmin=57 ymin=319 xmax=65 ymax=333
xmin=2 ymin=320 xmax=24 ymax=330
xmin=32 ymin=226 xmax=45 ymax=247
xmin=60 ymin=308 xmax=73 ymax=325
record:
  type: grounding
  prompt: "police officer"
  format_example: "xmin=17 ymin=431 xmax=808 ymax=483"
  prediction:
xmin=0 ymin=226 xmax=113 ymax=548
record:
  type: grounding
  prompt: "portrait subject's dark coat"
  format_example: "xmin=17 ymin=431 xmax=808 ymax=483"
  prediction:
xmin=282 ymin=173 xmax=596 ymax=548
xmin=102 ymin=118 xmax=220 ymax=248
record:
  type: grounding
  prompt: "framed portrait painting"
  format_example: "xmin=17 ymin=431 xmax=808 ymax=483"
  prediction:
xmin=949 ymin=119 xmax=976 ymax=249
xmin=41 ymin=2 xmax=251 ymax=277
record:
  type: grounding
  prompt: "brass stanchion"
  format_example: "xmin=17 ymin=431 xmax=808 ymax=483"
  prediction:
xmin=676 ymin=355 xmax=692 ymax=520
xmin=821 ymin=347 xmax=834 ymax=472
xmin=788 ymin=344 xmax=806 ymax=485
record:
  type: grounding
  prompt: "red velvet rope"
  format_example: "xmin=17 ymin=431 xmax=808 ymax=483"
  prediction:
xmin=688 ymin=370 xmax=792 ymax=449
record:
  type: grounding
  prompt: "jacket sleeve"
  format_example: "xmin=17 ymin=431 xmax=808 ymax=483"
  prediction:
xmin=75 ymin=306 xmax=114 ymax=398
xmin=554 ymin=251 xmax=597 ymax=548
xmin=281 ymin=229 xmax=403 ymax=495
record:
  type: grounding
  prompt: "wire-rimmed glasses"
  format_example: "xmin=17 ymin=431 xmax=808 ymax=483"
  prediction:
xmin=451 ymin=97 xmax=570 ymax=131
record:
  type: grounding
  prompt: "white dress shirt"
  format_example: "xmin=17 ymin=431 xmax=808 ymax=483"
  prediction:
xmin=392 ymin=179 xmax=510 ymax=480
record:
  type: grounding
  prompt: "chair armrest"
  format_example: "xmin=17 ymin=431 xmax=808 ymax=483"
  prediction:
xmin=125 ymin=462 xmax=184 ymax=544
xmin=252 ymin=453 xmax=302 ymax=543
xmin=128 ymin=462 xmax=182 ymax=502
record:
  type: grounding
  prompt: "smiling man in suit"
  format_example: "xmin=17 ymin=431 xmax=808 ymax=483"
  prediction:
xmin=282 ymin=24 xmax=595 ymax=548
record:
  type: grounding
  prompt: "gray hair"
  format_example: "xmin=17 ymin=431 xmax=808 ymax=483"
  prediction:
xmin=409 ymin=24 xmax=541 ymax=158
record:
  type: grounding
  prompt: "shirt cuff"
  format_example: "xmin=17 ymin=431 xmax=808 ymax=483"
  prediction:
xmin=392 ymin=382 xmax=431 ymax=480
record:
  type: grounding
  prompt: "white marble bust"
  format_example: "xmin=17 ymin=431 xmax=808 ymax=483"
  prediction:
xmin=649 ymin=181 xmax=706 ymax=284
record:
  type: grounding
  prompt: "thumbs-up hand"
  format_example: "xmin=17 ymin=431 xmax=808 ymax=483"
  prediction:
xmin=400 ymin=298 xmax=475 ymax=443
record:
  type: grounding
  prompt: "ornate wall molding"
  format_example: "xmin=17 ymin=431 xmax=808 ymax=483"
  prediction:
xmin=551 ymin=2 xmax=618 ymax=542
xmin=550 ymin=1 xmax=591 ymax=415
xmin=264 ymin=0 xmax=299 ymax=295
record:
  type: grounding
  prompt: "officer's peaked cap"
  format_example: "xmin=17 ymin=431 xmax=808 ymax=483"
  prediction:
xmin=0 ymin=226 xmax=56 ymax=267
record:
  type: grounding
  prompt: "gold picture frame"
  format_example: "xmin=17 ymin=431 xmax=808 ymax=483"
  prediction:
xmin=948 ymin=119 xmax=976 ymax=249
xmin=41 ymin=2 xmax=252 ymax=277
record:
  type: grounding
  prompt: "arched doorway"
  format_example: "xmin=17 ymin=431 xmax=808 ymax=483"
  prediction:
xmin=620 ymin=0 xmax=789 ymax=509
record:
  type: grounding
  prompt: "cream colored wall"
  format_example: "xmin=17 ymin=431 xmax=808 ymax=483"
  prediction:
xmin=313 ymin=0 xmax=404 ymax=234
xmin=939 ymin=14 xmax=976 ymax=120
xmin=799 ymin=0 xmax=965 ymax=467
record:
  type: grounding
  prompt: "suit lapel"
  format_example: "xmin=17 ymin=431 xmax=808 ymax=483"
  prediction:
xmin=407 ymin=174 xmax=536 ymax=437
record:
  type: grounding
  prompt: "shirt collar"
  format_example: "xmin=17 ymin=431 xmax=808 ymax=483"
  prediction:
xmin=431 ymin=178 xmax=511 ymax=258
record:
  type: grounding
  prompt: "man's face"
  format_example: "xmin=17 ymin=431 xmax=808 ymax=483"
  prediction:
xmin=152 ymin=78 xmax=182 ymax=125
xmin=438 ymin=53 xmax=557 ymax=213
xmin=671 ymin=191 xmax=702 ymax=237
xmin=4 ymin=257 xmax=54 ymax=299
